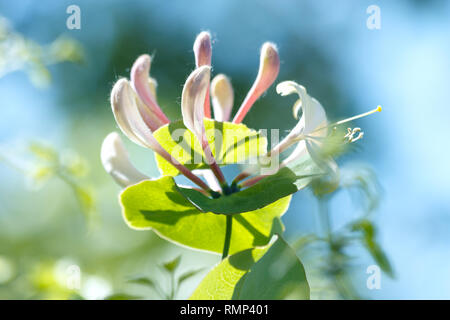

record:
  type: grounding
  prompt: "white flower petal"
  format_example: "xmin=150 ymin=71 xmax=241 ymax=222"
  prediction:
xmin=276 ymin=81 xmax=327 ymax=135
xmin=181 ymin=66 xmax=211 ymax=140
xmin=193 ymin=31 xmax=212 ymax=67
xmin=211 ymin=74 xmax=233 ymax=122
xmin=193 ymin=169 xmax=221 ymax=192
xmin=110 ymin=78 xmax=163 ymax=152
xmin=101 ymin=132 xmax=149 ymax=187
xmin=130 ymin=54 xmax=169 ymax=126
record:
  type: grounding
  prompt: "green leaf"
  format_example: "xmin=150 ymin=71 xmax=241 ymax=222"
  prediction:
xmin=162 ymin=255 xmax=181 ymax=272
xmin=153 ymin=119 xmax=267 ymax=176
xmin=105 ymin=293 xmax=141 ymax=300
xmin=351 ymin=219 xmax=394 ymax=277
xmin=127 ymin=277 xmax=155 ymax=288
xmin=178 ymin=268 xmax=204 ymax=285
xmin=178 ymin=167 xmax=313 ymax=215
xmin=120 ymin=177 xmax=291 ymax=255
xmin=190 ymin=236 xmax=310 ymax=300
xmin=29 ymin=142 xmax=58 ymax=162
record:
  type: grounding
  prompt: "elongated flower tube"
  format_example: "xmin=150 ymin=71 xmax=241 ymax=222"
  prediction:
xmin=235 ymin=81 xmax=328 ymax=183
xmin=271 ymin=81 xmax=328 ymax=159
xmin=181 ymin=66 xmax=227 ymax=186
xmin=101 ymin=132 xmax=149 ymax=187
xmin=193 ymin=31 xmax=212 ymax=118
xmin=232 ymin=42 xmax=280 ymax=124
xmin=211 ymin=74 xmax=233 ymax=122
xmin=240 ymin=82 xmax=381 ymax=188
xmin=131 ymin=54 xmax=170 ymax=128
xmin=110 ymin=78 xmax=212 ymax=192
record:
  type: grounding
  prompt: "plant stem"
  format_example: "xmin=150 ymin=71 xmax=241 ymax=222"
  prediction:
xmin=222 ymin=215 xmax=233 ymax=260
xmin=169 ymin=272 xmax=175 ymax=300
xmin=317 ymin=197 xmax=332 ymax=242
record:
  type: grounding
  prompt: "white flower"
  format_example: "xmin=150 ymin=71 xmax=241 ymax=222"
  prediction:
xmin=275 ymin=81 xmax=330 ymax=171
xmin=106 ymin=77 xmax=212 ymax=191
xmin=100 ymin=132 xmax=149 ymax=187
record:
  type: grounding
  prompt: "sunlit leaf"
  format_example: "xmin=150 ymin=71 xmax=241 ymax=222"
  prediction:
xmin=29 ymin=142 xmax=58 ymax=162
xmin=162 ymin=255 xmax=181 ymax=272
xmin=127 ymin=277 xmax=155 ymax=288
xmin=105 ymin=293 xmax=141 ymax=300
xmin=351 ymin=219 xmax=394 ymax=277
xmin=120 ymin=177 xmax=290 ymax=254
xmin=153 ymin=119 xmax=267 ymax=176
xmin=178 ymin=268 xmax=204 ymax=285
xmin=190 ymin=236 xmax=310 ymax=300
xmin=178 ymin=164 xmax=318 ymax=215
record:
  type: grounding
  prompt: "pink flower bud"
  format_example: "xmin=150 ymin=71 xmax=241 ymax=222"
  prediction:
xmin=131 ymin=54 xmax=170 ymax=126
xmin=193 ymin=31 xmax=212 ymax=118
xmin=233 ymin=42 xmax=280 ymax=124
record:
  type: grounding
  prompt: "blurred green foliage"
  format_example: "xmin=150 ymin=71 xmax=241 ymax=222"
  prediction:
xmin=0 ymin=17 xmax=84 ymax=87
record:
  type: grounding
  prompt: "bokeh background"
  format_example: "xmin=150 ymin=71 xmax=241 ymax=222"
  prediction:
xmin=0 ymin=0 xmax=449 ymax=299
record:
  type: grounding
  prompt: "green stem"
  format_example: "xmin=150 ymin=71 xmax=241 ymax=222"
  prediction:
xmin=169 ymin=272 xmax=175 ymax=300
xmin=222 ymin=215 xmax=233 ymax=260
xmin=317 ymin=197 xmax=332 ymax=242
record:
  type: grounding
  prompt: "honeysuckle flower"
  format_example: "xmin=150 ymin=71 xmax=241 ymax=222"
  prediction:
xmin=181 ymin=66 xmax=211 ymax=143
xmin=130 ymin=54 xmax=170 ymax=130
xmin=274 ymin=81 xmax=330 ymax=169
xmin=181 ymin=65 xmax=227 ymax=187
xmin=108 ymin=77 xmax=212 ymax=192
xmin=101 ymin=132 xmax=149 ymax=187
xmin=238 ymin=82 xmax=381 ymax=190
xmin=193 ymin=31 xmax=212 ymax=118
xmin=237 ymin=81 xmax=333 ymax=187
xmin=211 ymin=74 xmax=234 ymax=122
xmin=102 ymin=30 xmax=380 ymax=205
xmin=232 ymin=42 xmax=280 ymax=124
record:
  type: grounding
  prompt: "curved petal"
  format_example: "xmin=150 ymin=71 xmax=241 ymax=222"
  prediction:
xmin=193 ymin=31 xmax=212 ymax=118
xmin=276 ymin=81 xmax=327 ymax=135
xmin=101 ymin=132 xmax=149 ymax=187
xmin=193 ymin=31 xmax=212 ymax=67
xmin=211 ymin=74 xmax=233 ymax=122
xmin=110 ymin=78 xmax=164 ymax=153
xmin=130 ymin=54 xmax=169 ymax=125
xmin=181 ymin=65 xmax=211 ymax=141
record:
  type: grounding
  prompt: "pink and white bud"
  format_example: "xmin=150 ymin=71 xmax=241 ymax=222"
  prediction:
xmin=181 ymin=66 xmax=211 ymax=142
xmin=181 ymin=66 xmax=226 ymax=185
xmin=193 ymin=31 xmax=212 ymax=118
xmin=111 ymin=78 xmax=212 ymax=192
xmin=110 ymin=78 xmax=163 ymax=150
xmin=211 ymin=74 xmax=233 ymax=122
xmin=232 ymin=42 xmax=280 ymax=124
xmin=193 ymin=31 xmax=212 ymax=67
xmin=101 ymin=132 xmax=150 ymax=188
xmin=130 ymin=54 xmax=170 ymax=127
